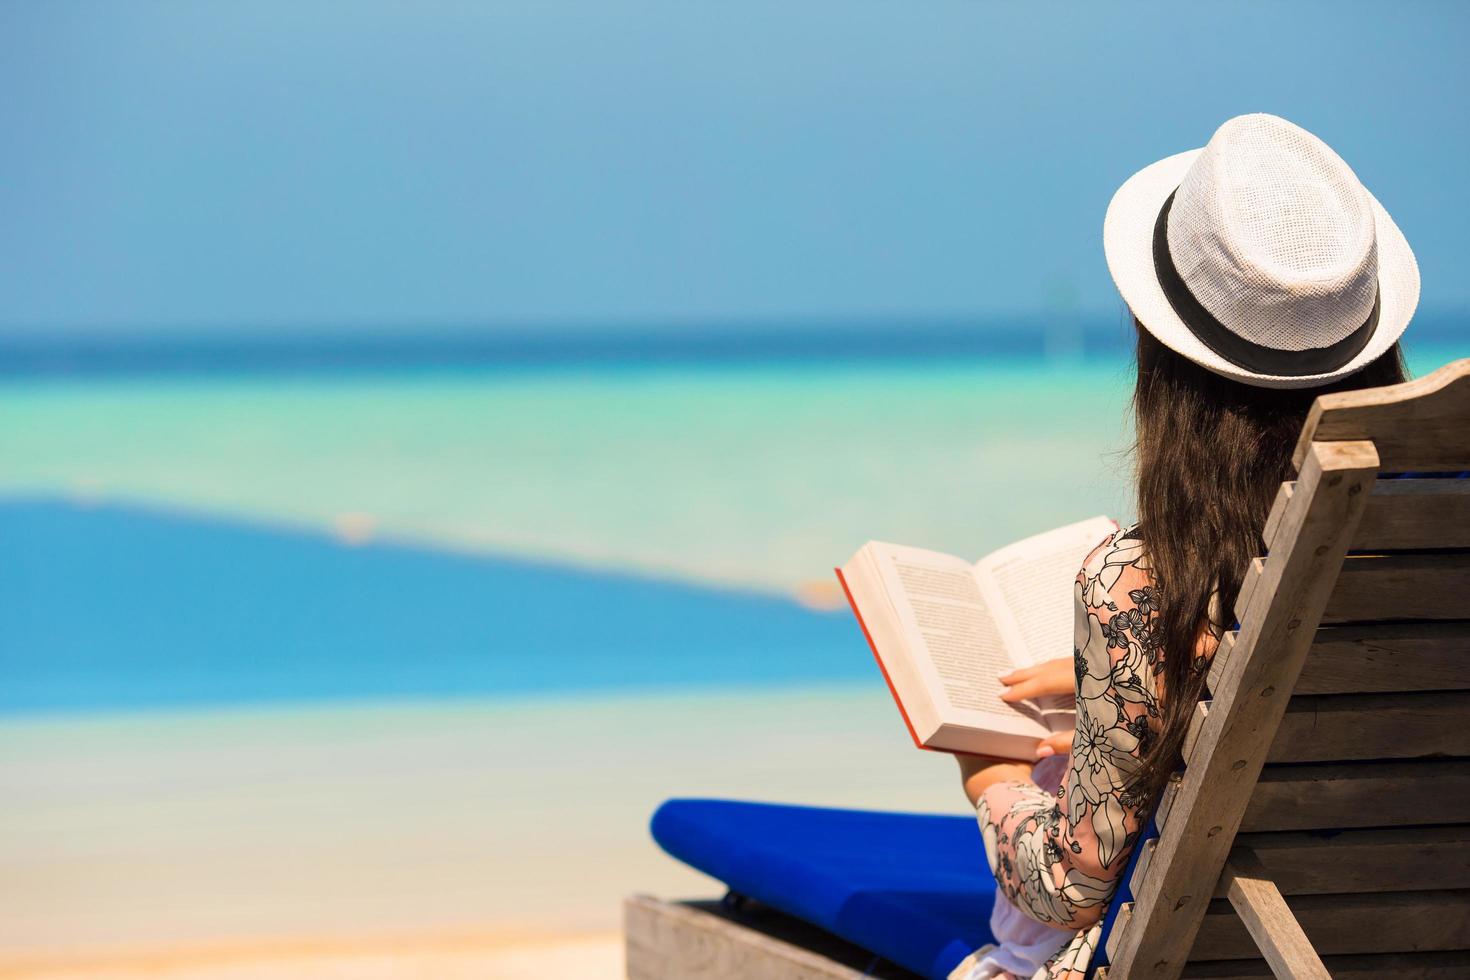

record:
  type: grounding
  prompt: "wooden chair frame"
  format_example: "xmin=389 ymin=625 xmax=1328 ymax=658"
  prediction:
xmin=1101 ymin=358 xmax=1470 ymax=978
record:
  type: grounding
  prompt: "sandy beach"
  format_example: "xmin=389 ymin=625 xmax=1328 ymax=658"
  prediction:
xmin=0 ymin=687 xmax=968 ymax=975
xmin=0 ymin=931 xmax=623 ymax=980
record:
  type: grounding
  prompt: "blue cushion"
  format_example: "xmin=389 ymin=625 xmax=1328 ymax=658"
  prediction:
xmin=651 ymin=798 xmax=996 ymax=979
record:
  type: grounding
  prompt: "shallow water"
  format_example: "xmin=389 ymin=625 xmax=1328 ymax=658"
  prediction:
xmin=0 ymin=355 xmax=1140 ymax=597
xmin=5 ymin=347 xmax=1459 ymax=602
xmin=0 ymin=499 xmax=858 ymax=713
xmin=1 ymin=345 xmax=1462 ymax=713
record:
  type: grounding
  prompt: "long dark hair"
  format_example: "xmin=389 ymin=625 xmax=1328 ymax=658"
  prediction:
xmin=1129 ymin=322 xmax=1407 ymax=810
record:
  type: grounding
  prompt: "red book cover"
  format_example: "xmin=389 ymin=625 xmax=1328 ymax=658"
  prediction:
xmin=834 ymin=566 xmax=935 ymax=753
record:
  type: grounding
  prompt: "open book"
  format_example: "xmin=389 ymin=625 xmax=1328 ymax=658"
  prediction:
xmin=836 ymin=516 xmax=1116 ymax=760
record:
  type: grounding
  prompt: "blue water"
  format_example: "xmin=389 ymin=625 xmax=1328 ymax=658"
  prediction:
xmin=4 ymin=339 xmax=1462 ymax=717
xmin=0 ymin=499 xmax=861 ymax=714
xmin=0 ymin=311 xmax=1461 ymax=377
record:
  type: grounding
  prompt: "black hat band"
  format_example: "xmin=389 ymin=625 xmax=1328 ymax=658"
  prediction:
xmin=1152 ymin=189 xmax=1379 ymax=377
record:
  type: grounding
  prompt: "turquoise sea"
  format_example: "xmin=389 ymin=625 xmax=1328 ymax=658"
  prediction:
xmin=2 ymin=355 xmax=1136 ymax=712
xmin=0 ymin=340 xmax=1462 ymax=714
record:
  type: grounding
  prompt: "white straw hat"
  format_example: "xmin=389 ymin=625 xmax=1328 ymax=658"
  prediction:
xmin=1103 ymin=113 xmax=1419 ymax=388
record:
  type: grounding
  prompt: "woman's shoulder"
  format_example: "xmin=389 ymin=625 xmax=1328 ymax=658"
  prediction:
xmin=1077 ymin=522 xmax=1154 ymax=610
xmin=1079 ymin=521 xmax=1146 ymax=576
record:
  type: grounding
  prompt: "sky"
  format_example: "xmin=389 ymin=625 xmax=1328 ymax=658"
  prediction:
xmin=2 ymin=1 xmax=1468 ymax=335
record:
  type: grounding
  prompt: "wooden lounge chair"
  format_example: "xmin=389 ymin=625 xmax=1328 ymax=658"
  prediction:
xmin=628 ymin=358 xmax=1470 ymax=980
xmin=1097 ymin=356 xmax=1470 ymax=979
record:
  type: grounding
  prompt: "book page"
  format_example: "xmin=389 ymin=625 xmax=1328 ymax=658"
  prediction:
xmin=869 ymin=544 xmax=1026 ymax=722
xmin=974 ymin=516 xmax=1116 ymax=731
xmin=977 ymin=516 xmax=1116 ymax=667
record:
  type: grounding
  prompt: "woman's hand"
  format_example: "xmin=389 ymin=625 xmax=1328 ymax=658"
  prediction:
xmin=955 ymin=657 xmax=1080 ymax=805
xmin=1032 ymin=731 xmax=1073 ymax=759
xmin=999 ymin=657 xmax=1075 ymax=704
xmin=999 ymin=659 xmax=1077 ymax=760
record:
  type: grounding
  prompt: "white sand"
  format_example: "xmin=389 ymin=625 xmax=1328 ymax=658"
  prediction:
xmin=0 ymin=932 xmax=624 ymax=980
xmin=0 ymin=687 xmax=971 ymax=972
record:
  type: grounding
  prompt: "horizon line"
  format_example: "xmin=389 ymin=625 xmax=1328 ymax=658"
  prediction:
xmin=0 ymin=311 xmax=1460 ymax=378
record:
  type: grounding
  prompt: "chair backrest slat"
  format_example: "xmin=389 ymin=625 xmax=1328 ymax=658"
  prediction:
xmin=1188 ymin=891 xmax=1470 ymax=962
xmin=1129 ymin=826 xmax=1470 ymax=904
xmin=1242 ymin=760 xmax=1470 ymax=832
xmin=1187 ymin=691 xmax=1470 ymax=765
xmin=1354 ymin=478 xmax=1470 ymax=549
xmin=1230 ymin=827 xmax=1470 ymax=896
xmin=1323 ymin=553 xmax=1470 ymax=623
xmin=1210 ymin=622 xmax=1470 ymax=697
xmin=1267 ymin=477 xmax=1470 ymax=552
xmin=1293 ymin=359 xmax=1470 ymax=471
xmin=1268 ymin=690 xmax=1470 ymax=762
xmin=1239 ymin=550 xmax=1470 ymax=628
xmin=1177 ymin=951 xmax=1470 ymax=979
xmin=1101 ymin=358 xmax=1470 ymax=979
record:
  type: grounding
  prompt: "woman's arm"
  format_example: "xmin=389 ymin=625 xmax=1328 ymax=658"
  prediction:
xmin=973 ymin=530 xmax=1162 ymax=932
xmin=956 ymin=753 xmax=1034 ymax=807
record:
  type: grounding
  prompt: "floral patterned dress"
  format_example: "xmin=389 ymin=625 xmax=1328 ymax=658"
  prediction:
xmin=973 ymin=524 xmax=1169 ymax=980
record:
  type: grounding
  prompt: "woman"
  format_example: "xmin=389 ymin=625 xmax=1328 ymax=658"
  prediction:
xmin=952 ymin=113 xmax=1417 ymax=980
